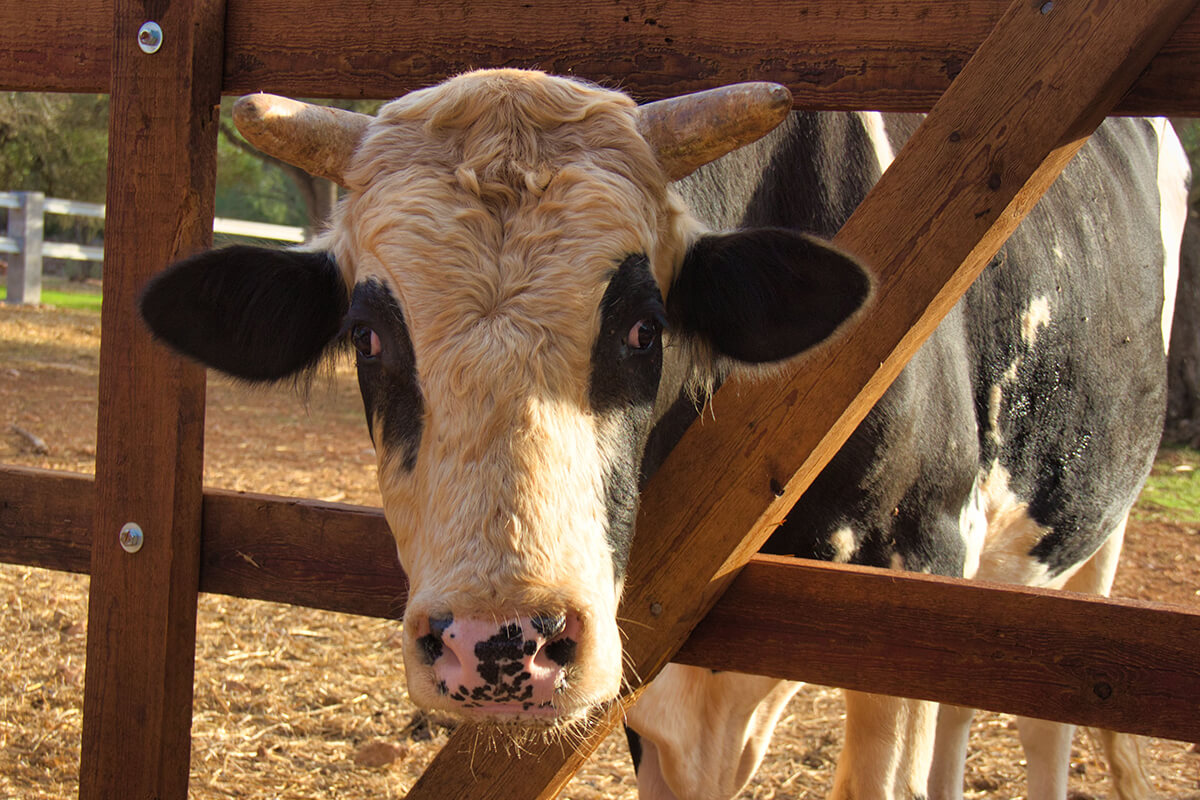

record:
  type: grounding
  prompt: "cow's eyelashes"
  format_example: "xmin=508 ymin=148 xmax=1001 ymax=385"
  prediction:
xmin=351 ymin=324 xmax=381 ymax=359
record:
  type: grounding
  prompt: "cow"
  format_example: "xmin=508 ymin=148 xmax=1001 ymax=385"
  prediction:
xmin=137 ymin=70 xmax=1190 ymax=800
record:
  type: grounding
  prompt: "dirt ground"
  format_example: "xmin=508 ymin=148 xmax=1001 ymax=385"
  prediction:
xmin=1 ymin=302 xmax=1197 ymax=799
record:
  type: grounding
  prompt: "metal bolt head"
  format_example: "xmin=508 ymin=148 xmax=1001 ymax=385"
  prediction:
xmin=137 ymin=21 xmax=163 ymax=54
xmin=1039 ymin=1 xmax=1054 ymax=13
xmin=119 ymin=522 xmax=144 ymax=553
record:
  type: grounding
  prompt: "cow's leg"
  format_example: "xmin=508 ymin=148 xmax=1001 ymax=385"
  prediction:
xmin=927 ymin=704 xmax=975 ymax=800
xmin=628 ymin=736 xmax=680 ymax=800
xmin=1017 ymin=519 xmax=1145 ymax=800
xmin=1017 ymin=716 xmax=1076 ymax=800
xmin=1095 ymin=727 xmax=1153 ymax=800
xmin=626 ymin=664 xmax=800 ymax=800
xmin=831 ymin=691 xmax=936 ymax=800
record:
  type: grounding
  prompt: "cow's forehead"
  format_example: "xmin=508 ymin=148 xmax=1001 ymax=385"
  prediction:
xmin=333 ymin=71 xmax=693 ymax=294
xmin=327 ymin=72 xmax=694 ymax=402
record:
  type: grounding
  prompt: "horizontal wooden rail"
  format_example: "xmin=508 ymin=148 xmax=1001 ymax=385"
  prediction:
xmin=0 ymin=466 xmax=403 ymax=618
xmin=1 ymin=0 xmax=1198 ymax=114
xmin=3 ymin=464 xmax=1197 ymax=743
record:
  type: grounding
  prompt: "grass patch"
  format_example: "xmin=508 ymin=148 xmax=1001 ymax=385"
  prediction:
xmin=1136 ymin=445 xmax=1200 ymax=524
xmin=0 ymin=285 xmax=101 ymax=312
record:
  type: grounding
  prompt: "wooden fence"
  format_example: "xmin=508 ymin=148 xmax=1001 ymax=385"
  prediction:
xmin=1 ymin=1 xmax=1199 ymax=799
xmin=0 ymin=191 xmax=305 ymax=304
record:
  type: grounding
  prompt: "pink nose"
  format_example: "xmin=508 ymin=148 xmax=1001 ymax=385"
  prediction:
xmin=416 ymin=613 xmax=579 ymax=716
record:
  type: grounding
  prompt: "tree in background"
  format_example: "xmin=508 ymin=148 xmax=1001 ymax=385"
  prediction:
xmin=217 ymin=96 xmax=383 ymax=239
xmin=0 ymin=93 xmax=381 ymax=240
xmin=1165 ymin=118 xmax=1200 ymax=445
xmin=0 ymin=93 xmax=108 ymax=202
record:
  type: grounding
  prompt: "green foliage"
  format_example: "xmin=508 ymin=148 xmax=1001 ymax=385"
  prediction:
xmin=0 ymin=93 xmax=109 ymax=202
xmin=0 ymin=285 xmax=102 ymax=311
xmin=1136 ymin=445 xmax=1200 ymax=524
xmin=215 ymin=117 xmax=308 ymax=227
xmin=1174 ymin=118 xmax=1200 ymax=210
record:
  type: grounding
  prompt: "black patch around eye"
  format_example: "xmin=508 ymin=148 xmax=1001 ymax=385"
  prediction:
xmin=589 ymin=254 xmax=666 ymax=578
xmin=590 ymin=254 xmax=665 ymax=413
xmin=346 ymin=280 xmax=424 ymax=471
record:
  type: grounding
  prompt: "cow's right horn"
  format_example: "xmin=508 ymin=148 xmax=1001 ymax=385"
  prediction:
xmin=637 ymin=82 xmax=793 ymax=181
xmin=233 ymin=94 xmax=371 ymax=188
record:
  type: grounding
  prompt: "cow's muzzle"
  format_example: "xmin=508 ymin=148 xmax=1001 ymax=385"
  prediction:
xmin=412 ymin=611 xmax=582 ymax=720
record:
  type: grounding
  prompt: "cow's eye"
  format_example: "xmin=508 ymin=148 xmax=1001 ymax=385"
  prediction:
xmin=626 ymin=317 xmax=661 ymax=352
xmin=352 ymin=324 xmax=381 ymax=359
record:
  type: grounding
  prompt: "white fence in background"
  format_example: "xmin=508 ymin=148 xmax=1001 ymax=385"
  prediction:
xmin=0 ymin=191 xmax=306 ymax=304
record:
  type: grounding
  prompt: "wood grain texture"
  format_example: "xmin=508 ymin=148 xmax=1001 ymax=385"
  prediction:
xmin=3 ymin=467 xmax=1198 ymax=744
xmin=2 ymin=1 xmax=1199 ymax=115
xmin=678 ymin=556 xmax=1200 ymax=743
xmin=200 ymin=489 xmax=406 ymax=618
xmin=404 ymin=0 xmax=1200 ymax=797
xmin=0 ymin=467 xmax=406 ymax=616
xmin=79 ymin=2 xmax=226 ymax=799
xmin=0 ymin=467 xmax=92 ymax=574
xmin=219 ymin=0 xmax=1200 ymax=113
xmin=0 ymin=0 xmax=111 ymax=93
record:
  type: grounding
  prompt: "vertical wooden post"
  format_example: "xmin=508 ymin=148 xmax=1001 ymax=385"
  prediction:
xmin=5 ymin=190 xmax=44 ymax=304
xmin=79 ymin=2 xmax=225 ymax=799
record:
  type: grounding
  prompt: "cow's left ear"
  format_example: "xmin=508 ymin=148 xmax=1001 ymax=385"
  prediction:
xmin=139 ymin=245 xmax=350 ymax=381
xmin=667 ymin=228 xmax=872 ymax=364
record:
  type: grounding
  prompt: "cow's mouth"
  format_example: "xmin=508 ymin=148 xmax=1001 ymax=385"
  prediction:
xmin=450 ymin=699 xmax=615 ymax=746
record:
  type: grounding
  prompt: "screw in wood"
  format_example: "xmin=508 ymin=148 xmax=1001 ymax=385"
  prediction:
xmin=137 ymin=21 xmax=163 ymax=54
xmin=119 ymin=522 xmax=144 ymax=554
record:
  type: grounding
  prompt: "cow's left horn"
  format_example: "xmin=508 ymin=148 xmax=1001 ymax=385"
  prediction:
xmin=233 ymin=94 xmax=371 ymax=187
xmin=637 ymin=83 xmax=793 ymax=181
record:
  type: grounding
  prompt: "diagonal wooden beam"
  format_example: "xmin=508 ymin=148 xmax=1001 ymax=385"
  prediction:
xmin=404 ymin=0 xmax=1200 ymax=798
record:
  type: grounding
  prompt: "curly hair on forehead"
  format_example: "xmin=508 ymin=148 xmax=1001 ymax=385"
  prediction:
xmin=357 ymin=69 xmax=669 ymax=206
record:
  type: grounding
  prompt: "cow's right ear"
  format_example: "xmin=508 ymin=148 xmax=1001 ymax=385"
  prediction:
xmin=139 ymin=245 xmax=349 ymax=381
xmin=667 ymin=228 xmax=873 ymax=365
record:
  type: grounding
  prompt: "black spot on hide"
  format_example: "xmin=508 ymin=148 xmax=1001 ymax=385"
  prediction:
xmin=589 ymin=254 xmax=666 ymax=579
xmin=625 ymin=726 xmax=644 ymax=772
xmin=346 ymin=280 xmax=424 ymax=471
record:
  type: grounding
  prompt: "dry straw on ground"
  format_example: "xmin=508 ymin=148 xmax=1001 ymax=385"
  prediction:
xmin=1 ymin=303 xmax=1197 ymax=799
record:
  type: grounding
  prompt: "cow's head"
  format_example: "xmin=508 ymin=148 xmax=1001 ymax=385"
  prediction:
xmin=139 ymin=70 xmax=871 ymax=727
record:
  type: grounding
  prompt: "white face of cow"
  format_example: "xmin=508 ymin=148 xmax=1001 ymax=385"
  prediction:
xmin=138 ymin=70 xmax=872 ymax=728
xmin=331 ymin=73 xmax=691 ymax=718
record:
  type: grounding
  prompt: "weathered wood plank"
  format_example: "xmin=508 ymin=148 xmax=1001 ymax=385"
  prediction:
xmin=678 ymin=556 xmax=1200 ymax=743
xmin=200 ymin=489 xmax=406 ymax=618
xmin=220 ymin=0 xmax=1200 ymax=113
xmin=404 ymin=0 xmax=1200 ymax=797
xmin=2 ymin=0 xmax=1200 ymax=116
xmin=0 ymin=0 xmax=111 ymax=93
xmin=78 ymin=2 xmax=226 ymax=799
xmin=0 ymin=466 xmax=405 ymax=615
xmin=0 ymin=467 xmax=92 ymax=574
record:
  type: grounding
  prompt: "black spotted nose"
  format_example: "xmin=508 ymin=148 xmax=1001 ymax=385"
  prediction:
xmin=411 ymin=611 xmax=581 ymax=716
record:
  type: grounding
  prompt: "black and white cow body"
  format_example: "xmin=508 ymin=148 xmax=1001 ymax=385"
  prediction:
xmin=137 ymin=72 xmax=1189 ymax=800
xmin=627 ymin=112 xmax=1188 ymax=800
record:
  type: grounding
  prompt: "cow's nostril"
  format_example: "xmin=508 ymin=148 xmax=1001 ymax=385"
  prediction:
xmin=530 ymin=613 xmax=567 ymax=639
xmin=417 ymin=632 xmax=443 ymax=664
xmin=416 ymin=613 xmax=455 ymax=665
xmin=541 ymin=636 xmax=577 ymax=667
